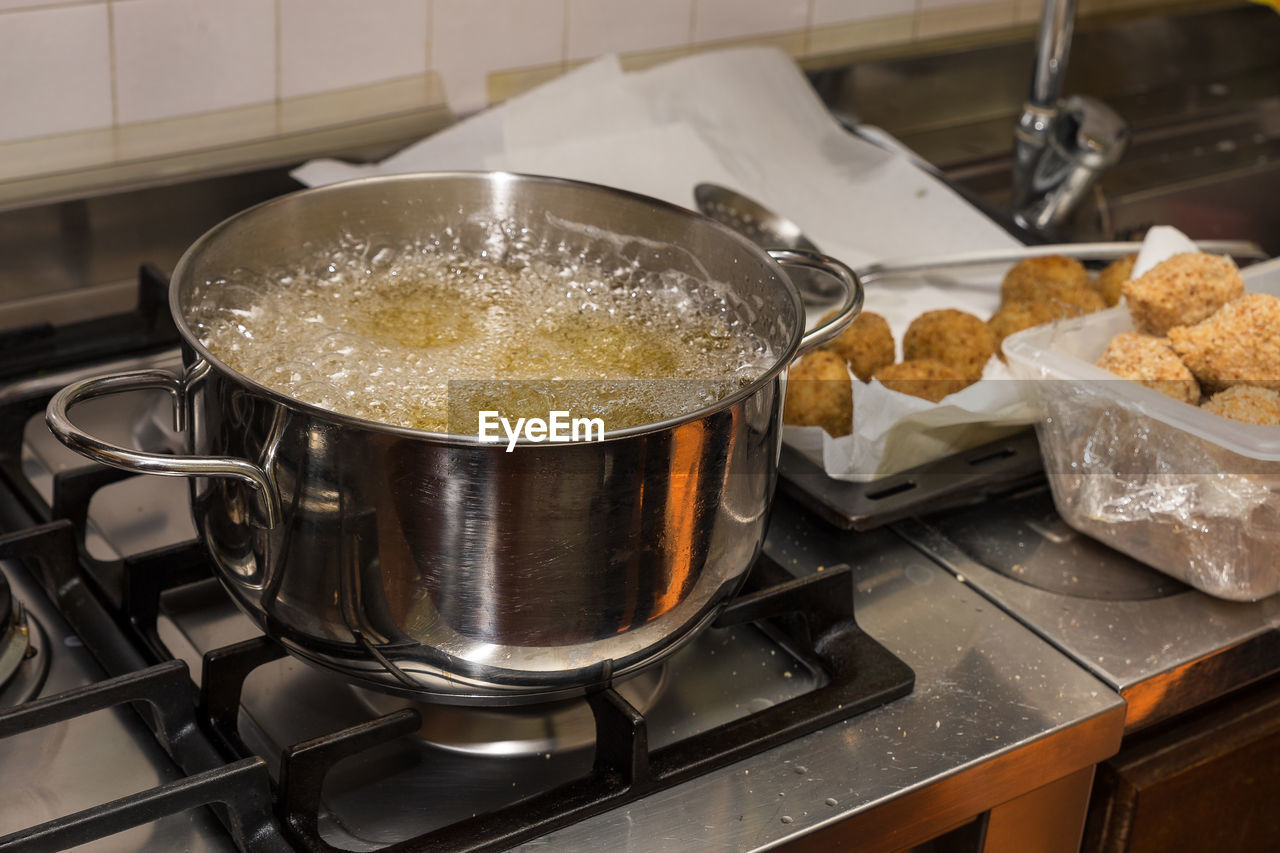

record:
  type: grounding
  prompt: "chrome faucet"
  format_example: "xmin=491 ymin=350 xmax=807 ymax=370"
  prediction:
xmin=1012 ymin=0 xmax=1128 ymax=232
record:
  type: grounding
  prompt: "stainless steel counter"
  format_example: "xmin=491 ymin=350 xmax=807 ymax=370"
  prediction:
xmin=895 ymin=486 xmax=1280 ymax=735
xmin=528 ymin=497 xmax=1125 ymax=852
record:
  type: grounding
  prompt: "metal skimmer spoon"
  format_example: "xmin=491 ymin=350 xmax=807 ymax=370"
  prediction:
xmin=694 ymin=183 xmax=843 ymax=304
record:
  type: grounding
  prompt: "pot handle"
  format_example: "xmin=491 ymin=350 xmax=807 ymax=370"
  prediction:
xmin=769 ymin=249 xmax=865 ymax=356
xmin=45 ymin=368 xmax=281 ymax=529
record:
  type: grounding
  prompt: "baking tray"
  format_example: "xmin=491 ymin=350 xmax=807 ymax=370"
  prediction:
xmin=777 ymin=428 xmax=1045 ymax=531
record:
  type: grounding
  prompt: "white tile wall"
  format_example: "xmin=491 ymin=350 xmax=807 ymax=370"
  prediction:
xmin=0 ymin=0 xmax=94 ymax=10
xmin=279 ymin=0 xmax=428 ymax=99
xmin=113 ymin=0 xmax=276 ymax=124
xmin=0 ymin=3 xmax=112 ymax=142
xmin=811 ymin=0 xmax=917 ymax=26
xmin=0 ymin=0 xmax=1195 ymax=197
xmin=693 ymin=0 xmax=808 ymax=43
xmin=566 ymin=0 xmax=692 ymax=61
xmin=433 ymin=0 xmax=566 ymax=113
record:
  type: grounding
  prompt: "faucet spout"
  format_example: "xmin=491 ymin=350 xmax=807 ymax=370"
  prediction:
xmin=1029 ymin=0 xmax=1076 ymax=110
xmin=1012 ymin=0 xmax=1128 ymax=232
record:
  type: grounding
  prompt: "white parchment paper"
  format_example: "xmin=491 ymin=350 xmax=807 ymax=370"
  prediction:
xmin=292 ymin=47 xmax=1025 ymax=479
xmin=292 ymin=48 xmax=1017 ymax=267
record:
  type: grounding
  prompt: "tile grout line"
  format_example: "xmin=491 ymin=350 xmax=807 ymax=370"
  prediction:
xmin=0 ymin=0 xmax=104 ymax=13
xmin=106 ymin=0 xmax=118 ymax=155
xmin=804 ymin=0 xmax=815 ymax=56
xmin=561 ymin=0 xmax=569 ymax=70
xmin=273 ymin=0 xmax=282 ymax=133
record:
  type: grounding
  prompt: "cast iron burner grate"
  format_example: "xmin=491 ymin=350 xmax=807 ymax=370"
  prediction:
xmin=0 ymin=518 xmax=913 ymax=852
xmin=276 ymin=555 xmax=912 ymax=851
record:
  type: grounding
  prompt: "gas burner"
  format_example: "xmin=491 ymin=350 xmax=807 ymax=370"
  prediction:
xmin=352 ymin=663 xmax=671 ymax=757
xmin=0 ymin=569 xmax=49 ymax=709
xmin=923 ymin=486 xmax=1187 ymax=600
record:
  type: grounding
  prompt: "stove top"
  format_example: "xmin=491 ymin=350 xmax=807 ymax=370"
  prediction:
xmin=895 ymin=485 xmax=1280 ymax=734
xmin=0 ymin=541 xmax=234 ymax=851
xmin=0 ymin=362 xmax=1126 ymax=851
xmin=0 ymin=270 xmax=1127 ymax=851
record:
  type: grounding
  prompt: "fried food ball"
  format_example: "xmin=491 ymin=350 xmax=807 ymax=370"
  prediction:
xmin=1122 ymin=252 xmax=1245 ymax=336
xmin=902 ymin=309 xmax=995 ymax=380
xmin=1095 ymin=332 xmax=1200 ymax=405
xmin=1095 ymin=254 xmax=1136 ymax=307
xmin=873 ymin=359 xmax=969 ymax=403
xmin=784 ymin=350 xmax=852 ymax=437
xmin=988 ymin=300 xmax=1067 ymax=356
xmin=1050 ymin=284 xmax=1106 ymax=315
xmin=1201 ymin=385 xmax=1280 ymax=426
xmin=819 ymin=310 xmax=895 ymax=381
xmin=1000 ymin=255 xmax=1090 ymax=304
xmin=1167 ymin=293 xmax=1280 ymax=392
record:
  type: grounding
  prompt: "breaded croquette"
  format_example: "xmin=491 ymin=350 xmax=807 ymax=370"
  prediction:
xmin=1167 ymin=293 xmax=1280 ymax=392
xmin=903 ymin=309 xmax=995 ymax=380
xmin=1095 ymin=332 xmax=1200 ymax=405
xmin=820 ymin=310 xmax=895 ymax=381
xmin=1122 ymin=252 xmax=1245 ymax=335
xmin=1000 ymin=255 xmax=1090 ymax=304
xmin=784 ymin=350 xmax=853 ymax=436
xmin=873 ymin=359 xmax=969 ymax=403
xmin=988 ymin=300 xmax=1069 ymax=356
xmin=1050 ymin=285 xmax=1106 ymax=315
xmin=1201 ymin=385 xmax=1280 ymax=426
xmin=1095 ymin=254 xmax=1136 ymax=307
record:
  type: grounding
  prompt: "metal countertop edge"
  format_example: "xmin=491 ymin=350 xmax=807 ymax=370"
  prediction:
xmin=774 ymin=703 xmax=1127 ymax=853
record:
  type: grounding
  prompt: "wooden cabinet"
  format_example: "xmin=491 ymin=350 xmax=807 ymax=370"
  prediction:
xmin=1083 ymin=674 xmax=1280 ymax=853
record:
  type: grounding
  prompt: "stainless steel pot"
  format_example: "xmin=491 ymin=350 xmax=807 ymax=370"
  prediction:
xmin=46 ymin=172 xmax=862 ymax=705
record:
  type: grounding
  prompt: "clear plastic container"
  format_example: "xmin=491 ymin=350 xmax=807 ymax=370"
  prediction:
xmin=1002 ymin=258 xmax=1280 ymax=600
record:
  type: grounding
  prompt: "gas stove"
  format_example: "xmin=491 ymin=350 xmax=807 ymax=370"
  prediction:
xmin=0 ymin=269 xmax=1125 ymax=851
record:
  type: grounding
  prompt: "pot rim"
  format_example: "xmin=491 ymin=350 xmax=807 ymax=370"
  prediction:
xmin=170 ymin=170 xmax=806 ymax=446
